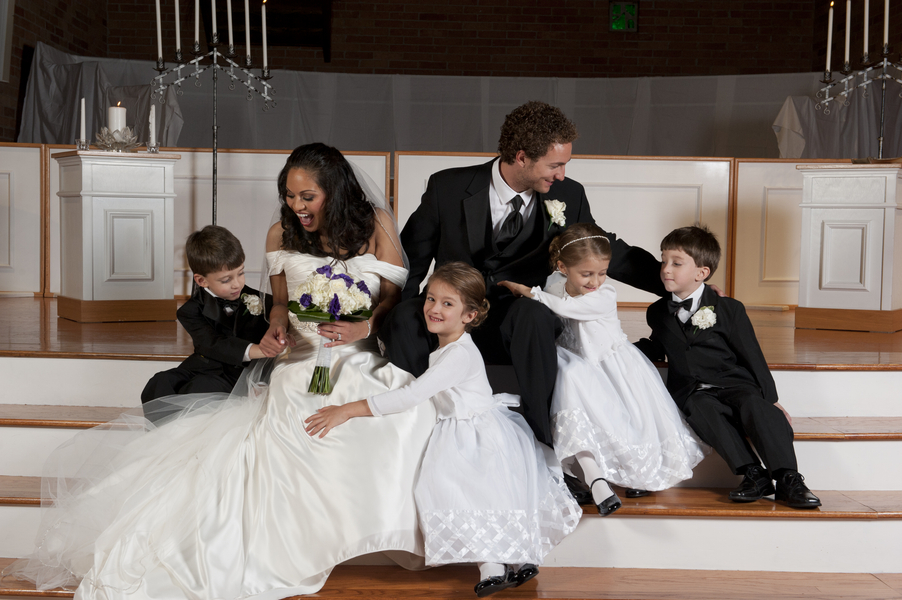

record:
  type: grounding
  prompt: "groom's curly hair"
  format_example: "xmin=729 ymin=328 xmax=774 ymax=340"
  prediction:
xmin=497 ymin=101 xmax=578 ymax=164
xmin=277 ymin=143 xmax=375 ymax=262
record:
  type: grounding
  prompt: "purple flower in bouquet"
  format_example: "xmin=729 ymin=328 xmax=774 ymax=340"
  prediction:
xmin=299 ymin=293 xmax=312 ymax=308
xmin=328 ymin=294 xmax=342 ymax=319
xmin=332 ymin=273 xmax=354 ymax=288
xmin=356 ymin=280 xmax=371 ymax=297
xmin=315 ymin=265 xmax=333 ymax=278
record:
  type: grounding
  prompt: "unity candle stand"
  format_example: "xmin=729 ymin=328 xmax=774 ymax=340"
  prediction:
xmin=796 ymin=163 xmax=902 ymax=332
xmin=55 ymin=150 xmax=181 ymax=323
xmin=152 ymin=38 xmax=274 ymax=225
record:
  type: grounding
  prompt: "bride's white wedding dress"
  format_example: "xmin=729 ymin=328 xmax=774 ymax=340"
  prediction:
xmin=16 ymin=252 xmax=436 ymax=600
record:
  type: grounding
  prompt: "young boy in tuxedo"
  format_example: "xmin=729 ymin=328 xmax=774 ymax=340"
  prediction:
xmin=141 ymin=225 xmax=273 ymax=404
xmin=638 ymin=225 xmax=821 ymax=508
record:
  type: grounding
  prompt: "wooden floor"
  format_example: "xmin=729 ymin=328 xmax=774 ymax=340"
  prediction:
xmin=2 ymin=559 xmax=901 ymax=600
xmin=3 ymin=298 xmax=902 ymax=367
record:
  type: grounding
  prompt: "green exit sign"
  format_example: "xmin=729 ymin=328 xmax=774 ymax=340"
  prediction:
xmin=611 ymin=2 xmax=638 ymax=32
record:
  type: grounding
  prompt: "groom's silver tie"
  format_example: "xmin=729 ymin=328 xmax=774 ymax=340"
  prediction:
xmin=496 ymin=195 xmax=524 ymax=251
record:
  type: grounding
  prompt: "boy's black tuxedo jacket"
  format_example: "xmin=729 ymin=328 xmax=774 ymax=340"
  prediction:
xmin=400 ymin=158 xmax=665 ymax=302
xmin=641 ymin=285 xmax=778 ymax=409
xmin=177 ymin=285 xmax=273 ymax=384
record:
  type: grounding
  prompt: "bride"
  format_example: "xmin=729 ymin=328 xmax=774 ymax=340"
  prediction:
xmin=11 ymin=144 xmax=436 ymax=599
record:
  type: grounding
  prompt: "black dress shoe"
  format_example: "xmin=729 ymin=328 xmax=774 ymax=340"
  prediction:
xmin=590 ymin=478 xmax=622 ymax=516
xmin=728 ymin=465 xmax=775 ymax=502
xmin=474 ymin=566 xmax=517 ymax=597
xmin=775 ymin=471 xmax=822 ymax=509
xmin=625 ymin=489 xmax=650 ymax=498
xmin=564 ymin=473 xmax=593 ymax=505
xmin=513 ymin=564 xmax=539 ymax=587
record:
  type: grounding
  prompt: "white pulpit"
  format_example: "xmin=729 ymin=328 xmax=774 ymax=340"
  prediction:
xmin=54 ymin=150 xmax=181 ymax=322
xmin=796 ymin=163 xmax=902 ymax=332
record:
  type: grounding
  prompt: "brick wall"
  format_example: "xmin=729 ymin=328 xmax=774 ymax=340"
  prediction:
xmin=4 ymin=1 xmax=902 ymax=142
xmin=0 ymin=0 xmax=107 ymax=142
xmin=107 ymin=0 xmax=819 ymax=77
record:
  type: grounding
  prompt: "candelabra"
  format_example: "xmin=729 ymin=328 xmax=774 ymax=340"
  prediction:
xmin=151 ymin=35 xmax=275 ymax=224
xmin=816 ymin=44 xmax=901 ymax=159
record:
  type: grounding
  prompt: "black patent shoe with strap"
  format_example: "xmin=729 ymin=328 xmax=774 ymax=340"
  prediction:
xmin=590 ymin=478 xmax=622 ymax=517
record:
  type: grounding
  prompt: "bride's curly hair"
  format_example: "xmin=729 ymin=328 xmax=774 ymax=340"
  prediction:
xmin=277 ymin=143 xmax=375 ymax=261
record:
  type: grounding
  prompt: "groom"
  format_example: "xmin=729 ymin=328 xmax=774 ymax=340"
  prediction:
xmin=380 ymin=101 xmax=665 ymax=446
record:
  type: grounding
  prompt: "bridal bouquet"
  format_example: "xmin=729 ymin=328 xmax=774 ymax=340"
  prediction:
xmin=288 ymin=264 xmax=373 ymax=394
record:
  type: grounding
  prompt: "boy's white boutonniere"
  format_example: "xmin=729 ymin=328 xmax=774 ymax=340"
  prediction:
xmin=691 ymin=306 xmax=716 ymax=332
xmin=544 ymin=199 xmax=566 ymax=230
xmin=241 ymin=293 xmax=264 ymax=316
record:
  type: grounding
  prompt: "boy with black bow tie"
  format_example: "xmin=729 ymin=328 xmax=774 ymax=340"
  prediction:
xmin=141 ymin=226 xmax=273 ymax=405
xmin=637 ymin=225 xmax=821 ymax=509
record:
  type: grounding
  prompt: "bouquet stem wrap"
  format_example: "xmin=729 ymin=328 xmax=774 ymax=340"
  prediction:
xmin=309 ymin=336 xmax=334 ymax=395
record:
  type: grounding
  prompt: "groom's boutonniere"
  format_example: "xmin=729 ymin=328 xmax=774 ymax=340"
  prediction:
xmin=545 ymin=199 xmax=566 ymax=230
xmin=690 ymin=306 xmax=716 ymax=333
xmin=241 ymin=293 xmax=264 ymax=316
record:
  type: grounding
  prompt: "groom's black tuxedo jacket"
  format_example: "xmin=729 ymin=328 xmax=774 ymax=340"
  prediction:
xmin=640 ymin=285 xmax=778 ymax=409
xmin=177 ymin=284 xmax=273 ymax=384
xmin=401 ymin=158 xmax=665 ymax=302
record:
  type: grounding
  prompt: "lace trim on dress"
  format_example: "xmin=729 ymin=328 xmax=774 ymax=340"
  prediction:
xmin=552 ymin=407 xmax=707 ymax=491
xmin=420 ymin=493 xmax=580 ymax=566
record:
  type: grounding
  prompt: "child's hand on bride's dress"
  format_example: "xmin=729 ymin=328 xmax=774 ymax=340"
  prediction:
xmin=304 ymin=400 xmax=373 ymax=438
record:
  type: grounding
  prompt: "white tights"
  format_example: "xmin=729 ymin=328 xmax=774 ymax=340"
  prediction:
xmin=576 ymin=451 xmax=614 ymax=504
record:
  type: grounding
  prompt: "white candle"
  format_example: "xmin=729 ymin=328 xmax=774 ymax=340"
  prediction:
xmin=175 ymin=0 xmax=182 ymax=52
xmin=845 ymin=0 xmax=851 ymax=63
xmin=212 ymin=0 xmax=217 ymax=39
xmin=827 ymin=1 xmax=835 ymax=71
xmin=155 ymin=0 xmax=163 ymax=59
xmin=149 ymin=105 xmax=156 ymax=146
xmin=80 ymin=97 xmax=85 ymax=141
xmin=885 ymin=0 xmax=891 ymax=46
xmin=865 ymin=0 xmax=870 ymax=55
xmin=108 ymin=103 xmax=126 ymax=132
xmin=244 ymin=0 xmax=251 ymax=60
xmin=195 ymin=0 xmax=200 ymax=46
xmin=262 ymin=0 xmax=268 ymax=69
xmin=227 ymin=0 xmax=234 ymax=46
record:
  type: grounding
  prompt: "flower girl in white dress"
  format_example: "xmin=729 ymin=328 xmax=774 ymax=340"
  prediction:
xmin=305 ymin=262 xmax=581 ymax=597
xmin=500 ymin=223 xmax=707 ymax=517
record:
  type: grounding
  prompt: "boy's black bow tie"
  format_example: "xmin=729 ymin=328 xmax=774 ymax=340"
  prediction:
xmin=668 ymin=298 xmax=692 ymax=314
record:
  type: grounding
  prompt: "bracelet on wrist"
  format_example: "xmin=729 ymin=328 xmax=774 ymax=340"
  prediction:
xmin=365 ymin=320 xmax=372 ymax=339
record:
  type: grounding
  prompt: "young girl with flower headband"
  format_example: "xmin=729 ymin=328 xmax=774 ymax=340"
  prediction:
xmin=500 ymin=223 xmax=707 ymax=516
xmin=305 ymin=262 xmax=580 ymax=597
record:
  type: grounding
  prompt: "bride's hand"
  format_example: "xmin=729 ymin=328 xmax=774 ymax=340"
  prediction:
xmin=318 ymin=320 xmax=368 ymax=348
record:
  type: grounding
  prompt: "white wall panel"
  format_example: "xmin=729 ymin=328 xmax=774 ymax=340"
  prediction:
xmin=0 ymin=146 xmax=41 ymax=294
xmin=734 ymin=161 xmax=810 ymax=306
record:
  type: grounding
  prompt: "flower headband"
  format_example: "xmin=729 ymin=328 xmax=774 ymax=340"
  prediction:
xmin=560 ymin=235 xmax=608 ymax=251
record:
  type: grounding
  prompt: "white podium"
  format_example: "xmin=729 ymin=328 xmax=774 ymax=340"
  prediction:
xmin=54 ymin=150 xmax=180 ymax=322
xmin=796 ymin=163 xmax=902 ymax=332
